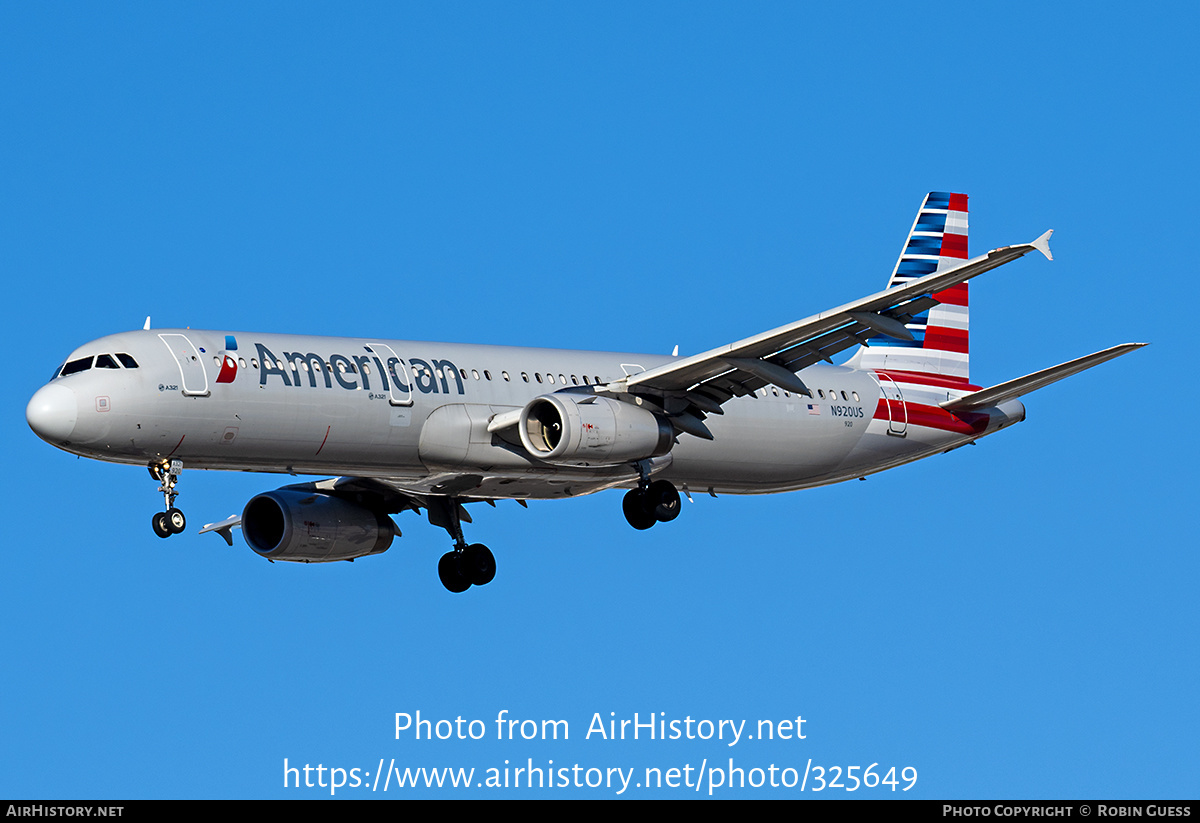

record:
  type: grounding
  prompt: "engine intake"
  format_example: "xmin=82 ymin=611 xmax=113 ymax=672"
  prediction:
xmin=242 ymin=490 xmax=394 ymax=563
xmin=518 ymin=394 xmax=673 ymax=466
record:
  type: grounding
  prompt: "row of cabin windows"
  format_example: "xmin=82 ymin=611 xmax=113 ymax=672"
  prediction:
xmin=755 ymin=386 xmax=860 ymax=403
xmin=212 ymin=356 xmax=609 ymax=387
xmin=57 ymin=353 xmax=140 ymax=378
xmin=212 ymin=355 xmax=863 ymax=406
xmin=73 ymin=352 xmax=859 ymax=404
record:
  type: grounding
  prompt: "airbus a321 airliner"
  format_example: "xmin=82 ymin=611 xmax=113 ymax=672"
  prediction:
xmin=26 ymin=193 xmax=1142 ymax=592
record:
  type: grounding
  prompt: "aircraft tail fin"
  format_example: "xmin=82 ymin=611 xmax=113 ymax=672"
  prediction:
xmin=847 ymin=192 xmax=971 ymax=382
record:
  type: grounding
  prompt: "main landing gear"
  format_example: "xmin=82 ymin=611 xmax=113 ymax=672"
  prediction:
xmin=438 ymin=544 xmax=496 ymax=593
xmin=430 ymin=498 xmax=496 ymax=593
xmin=149 ymin=459 xmax=186 ymax=539
xmin=622 ymin=478 xmax=681 ymax=531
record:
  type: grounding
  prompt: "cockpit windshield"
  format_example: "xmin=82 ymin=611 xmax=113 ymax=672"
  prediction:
xmin=56 ymin=353 xmax=139 ymax=378
xmin=60 ymin=357 xmax=93 ymax=376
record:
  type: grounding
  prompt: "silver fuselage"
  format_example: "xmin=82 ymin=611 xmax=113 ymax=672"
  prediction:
xmin=27 ymin=329 xmax=1026 ymax=500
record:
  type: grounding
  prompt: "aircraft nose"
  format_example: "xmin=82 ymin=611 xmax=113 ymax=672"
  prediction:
xmin=26 ymin=383 xmax=78 ymax=442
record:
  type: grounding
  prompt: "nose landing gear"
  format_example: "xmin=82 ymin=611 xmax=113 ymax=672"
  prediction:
xmin=149 ymin=459 xmax=186 ymax=538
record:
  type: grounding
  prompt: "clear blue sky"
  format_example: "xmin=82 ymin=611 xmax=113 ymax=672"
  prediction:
xmin=3 ymin=2 xmax=1195 ymax=799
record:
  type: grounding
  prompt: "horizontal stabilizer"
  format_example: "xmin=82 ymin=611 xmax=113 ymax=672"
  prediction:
xmin=941 ymin=343 xmax=1146 ymax=413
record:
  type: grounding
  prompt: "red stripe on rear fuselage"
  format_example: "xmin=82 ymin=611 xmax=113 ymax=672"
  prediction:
xmin=874 ymin=369 xmax=980 ymax=390
xmin=872 ymin=399 xmax=989 ymax=435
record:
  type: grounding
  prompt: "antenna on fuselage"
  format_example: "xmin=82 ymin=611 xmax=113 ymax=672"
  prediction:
xmin=143 ymin=316 xmax=151 ymax=330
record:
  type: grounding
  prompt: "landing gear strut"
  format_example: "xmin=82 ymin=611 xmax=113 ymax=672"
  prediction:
xmin=429 ymin=498 xmax=496 ymax=593
xmin=622 ymin=476 xmax=681 ymax=531
xmin=149 ymin=459 xmax=186 ymax=539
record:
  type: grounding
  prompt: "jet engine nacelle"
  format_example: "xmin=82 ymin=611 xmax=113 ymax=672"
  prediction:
xmin=241 ymin=490 xmax=395 ymax=563
xmin=518 ymin=393 xmax=674 ymax=466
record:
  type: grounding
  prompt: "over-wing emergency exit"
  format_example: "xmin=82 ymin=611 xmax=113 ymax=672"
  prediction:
xmin=26 ymin=193 xmax=1144 ymax=592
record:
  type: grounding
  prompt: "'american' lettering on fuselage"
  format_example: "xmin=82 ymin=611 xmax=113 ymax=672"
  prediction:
xmin=252 ymin=343 xmax=463 ymax=396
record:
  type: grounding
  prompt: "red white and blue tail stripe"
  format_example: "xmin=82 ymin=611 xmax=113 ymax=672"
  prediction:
xmin=849 ymin=192 xmax=971 ymax=382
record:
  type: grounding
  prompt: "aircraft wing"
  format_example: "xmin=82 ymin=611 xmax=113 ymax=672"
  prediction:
xmin=614 ymin=232 xmax=1054 ymax=430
